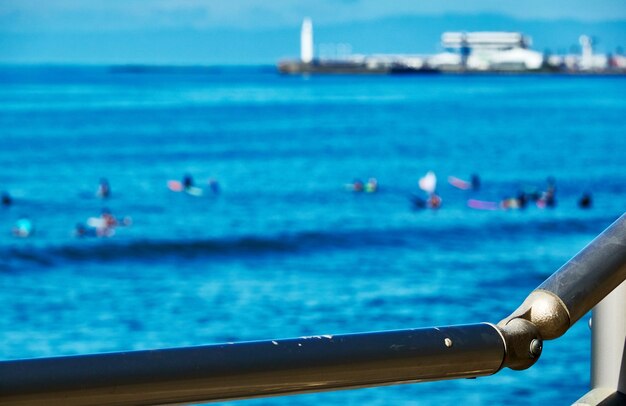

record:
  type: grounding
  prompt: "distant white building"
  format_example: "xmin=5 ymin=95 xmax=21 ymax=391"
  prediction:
xmin=486 ymin=48 xmax=544 ymax=70
xmin=442 ymin=32 xmax=531 ymax=50
xmin=578 ymin=35 xmax=608 ymax=70
xmin=429 ymin=31 xmax=544 ymax=70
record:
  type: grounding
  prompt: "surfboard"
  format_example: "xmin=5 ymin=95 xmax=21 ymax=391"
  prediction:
xmin=467 ymin=199 xmax=499 ymax=211
xmin=448 ymin=176 xmax=471 ymax=190
xmin=167 ymin=180 xmax=184 ymax=192
xmin=185 ymin=187 xmax=203 ymax=197
xmin=87 ymin=217 xmax=106 ymax=228
xmin=418 ymin=171 xmax=437 ymax=194
xmin=168 ymin=180 xmax=203 ymax=196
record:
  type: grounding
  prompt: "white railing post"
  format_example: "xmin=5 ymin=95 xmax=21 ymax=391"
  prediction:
xmin=592 ymin=280 xmax=626 ymax=393
xmin=574 ymin=281 xmax=626 ymax=405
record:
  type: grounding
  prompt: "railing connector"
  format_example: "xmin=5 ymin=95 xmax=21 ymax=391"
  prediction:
xmin=498 ymin=289 xmax=571 ymax=340
xmin=496 ymin=318 xmax=543 ymax=370
xmin=496 ymin=213 xmax=626 ymax=373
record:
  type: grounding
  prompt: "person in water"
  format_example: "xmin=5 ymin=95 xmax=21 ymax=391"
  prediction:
xmin=78 ymin=208 xmax=131 ymax=238
xmin=428 ymin=193 xmax=442 ymax=209
xmin=86 ymin=208 xmax=119 ymax=237
xmin=350 ymin=179 xmax=364 ymax=192
xmin=410 ymin=194 xmax=426 ymax=209
xmin=183 ymin=174 xmax=194 ymax=190
xmin=93 ymin=209 xmax=116 ymax=237
xmin=1 ymin=192 xmax=11 ymax=206
xmin=471 ymin=174 xmax=480 ymax=191
xmin=74 ymin=223 xmax=97 ymax=238
xmin=579 ymin=193 xmax=592 ymax=209
xmin=501 ymin=191 xmax=528 ymax=210
xmin=96 ymin=178 xmax=111 ymax=199
xmin=537 ymin=177 xmax=556 ymax=208
xmin=105 ymin=209 xmax=131 ymax=236
xmin=412 ymin=192 xmax=442 ymax=210
xmin=101 ymin=208 xmax=118 ymax=228
xmin=208 ymin=178 xmax=220 ymax=195
xmin=12 ymin=216 xmax=33 ymax=238
xmin=365 ymin=178 xmax=378 ymax=193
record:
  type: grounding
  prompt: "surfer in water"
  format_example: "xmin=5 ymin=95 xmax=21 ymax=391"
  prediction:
xmin=102 ymin=208 xmax=118 ymax=228
xmin=166 ymin=174 xmax=203 ymax=196
xmin=579 ymin=193 xmax=592 ymax=209
xmin=365 ymin=178 xmax=378 ymax=193
xmin=91 ymin=208 xmax=118 ymax=237
xmin=96 ymin=178 xmax=111 ymax=199
xmin=183 ymin=174 xmax=194 ymax=190
xmin=471 ymin=174 xmax=480 ymax=191
xmin=74 ymin=223 xmax=97 ymax=238
xmin=12 ymin=216 xmax=33 ymax=238
xmin=411 ymin=192 xmax=442 ymax=209
xmin=500 ymin=191 xmax=528 ymax=210
xmin=537 ymin=177 xmax=556 ymax=208
xmin=1 ymin=192 xmax=11 ymax=206
xmin=208 ymin=178 xmax=220 ymax=195
xmin=412 ymin=171 xmax=442 ymax=209
xmin=428 ymin=193 xmax=442 ymax=209
xmin=347 ymin=179 xmax=364 ymax=192
xmin=81 ymin=208 xmax=131 ymax=238
xmin=448 ymin=174 xmax=479 ymax=191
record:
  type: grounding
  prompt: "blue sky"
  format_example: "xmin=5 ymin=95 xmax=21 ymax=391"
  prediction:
xmin=1 ymin=1 xmax=625 ymax=64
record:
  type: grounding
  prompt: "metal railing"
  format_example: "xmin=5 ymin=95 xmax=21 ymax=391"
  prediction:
xmin=2 ymin=214 xmax=625 ymax=406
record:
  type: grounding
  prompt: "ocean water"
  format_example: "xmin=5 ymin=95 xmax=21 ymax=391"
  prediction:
xmin=0 ymin=65 xmax=625 ymax=405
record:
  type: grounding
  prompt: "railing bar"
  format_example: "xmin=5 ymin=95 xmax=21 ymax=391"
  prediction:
xmin=0 ymin=323 xmax=504 ymax=406
xmin=539 ymin=213 xmax=626 ymax=325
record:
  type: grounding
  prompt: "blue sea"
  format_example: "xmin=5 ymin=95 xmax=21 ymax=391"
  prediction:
xmin=0 ymin=66 xmax=625 ymax=405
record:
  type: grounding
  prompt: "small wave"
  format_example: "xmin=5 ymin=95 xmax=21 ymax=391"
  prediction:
xmin=0 ymin=215 xmax=615 ymax=269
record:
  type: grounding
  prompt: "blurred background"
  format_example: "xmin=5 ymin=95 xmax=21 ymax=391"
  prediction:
xmin=1 ymin=2 xmax=625 ymax=405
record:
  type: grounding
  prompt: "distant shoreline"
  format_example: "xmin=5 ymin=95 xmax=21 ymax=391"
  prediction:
xmin=0 ymin=64 xmax=625 ymax=78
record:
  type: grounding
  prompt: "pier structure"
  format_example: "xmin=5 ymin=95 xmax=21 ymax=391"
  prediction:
xmin=278 ymin=18 xmax=626 ymax=75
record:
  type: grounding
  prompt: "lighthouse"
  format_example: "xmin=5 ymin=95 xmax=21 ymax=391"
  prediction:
xmin=300 ymin=18 xmax=314 ymax=64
